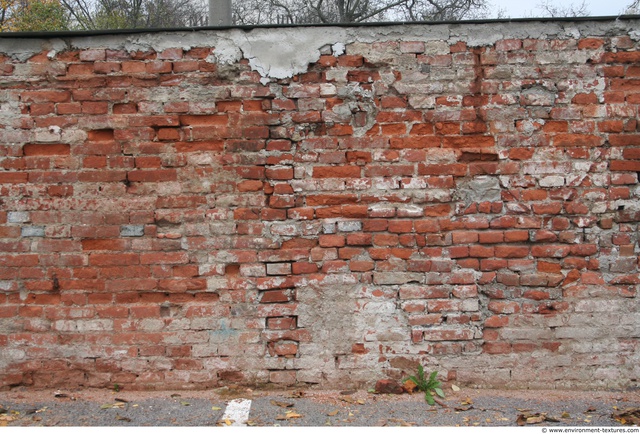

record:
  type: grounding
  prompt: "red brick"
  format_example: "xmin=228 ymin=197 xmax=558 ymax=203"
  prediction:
xmin=81 ymin=239 xmax=126 ymax=251
xmin=553 ymin=134 xmax=602 ymax=147
xmin=260 ymin=290 xmax=291 ymax=303
xmin=485 ymin=315 xmax=509 ymax=328
xmin=292 ymin=262 xmax=318 ymax=274
xmin=442 ymin=136 xmax=495 ymax=148
xmin=488 ymin=301 xmax=520 ymax=314
xmin=313 ymin=166 xmax=361 ymax=178
xmin=21 ymin=90 xmax=71 ymax=103
xmin=319 ymin=235 xmax=345 ymax=248
xmin=578 ymin=38 xmax=604 ymax=50
xmin=483 ymin=342 xmax=511 ymax=354
xmin=0 ymin=173 xmax=28 ymax=183
xmin=127 ymin=169 xmax=177 ymax=182
xmin=266 ymin=167 xmax=293 ymax=180
xmin=337 ymin=55 xmax=363 ymax=67
xmin=140 ymin=252 xmax=188 ymax=265
xmin=495 ymin=245 xmax=529 ymax=258
xmin=23 ymin=143 xmax=70 ymax=156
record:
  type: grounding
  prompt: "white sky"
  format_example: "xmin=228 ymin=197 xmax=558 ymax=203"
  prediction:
xmin=488 ymin=0 xmax=634 ymax=18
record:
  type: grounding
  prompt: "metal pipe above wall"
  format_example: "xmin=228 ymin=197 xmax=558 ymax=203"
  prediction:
xmin=209 ymin=0 xmax=232 ymax=26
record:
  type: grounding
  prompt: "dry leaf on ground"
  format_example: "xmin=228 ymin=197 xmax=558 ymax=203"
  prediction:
xmin=516 ymin=411 xmax=561 ymax=425
xmin=403 ymin=379 xmax=418 ymax=394
xmin=612 ymin=408 xmax=640 ymax=425
xmin=101 ymin=402 xmax=125 ymax=410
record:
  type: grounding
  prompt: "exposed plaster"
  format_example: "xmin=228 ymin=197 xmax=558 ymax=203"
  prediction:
xmin=0 ymin=19 xmax=638 ymax=81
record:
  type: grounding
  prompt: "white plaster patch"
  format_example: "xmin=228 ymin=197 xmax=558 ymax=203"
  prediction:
xmin=221 ymin=398 xmax=252 ymax=426
xmin=332 ymin=42 xmax=345 ymax=56
xmin=234 ymin=28 xmax=347 ymax=83
xmin=210 ymin=39 xmax=242 ymax=64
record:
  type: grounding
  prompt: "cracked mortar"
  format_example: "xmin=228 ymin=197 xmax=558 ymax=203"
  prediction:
xmin=2 ymin=20 xmax=639 ymax=81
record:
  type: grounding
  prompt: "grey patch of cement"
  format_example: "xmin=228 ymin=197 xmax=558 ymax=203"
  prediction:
xmin=457 ymin=176 xmax=502 ymax=203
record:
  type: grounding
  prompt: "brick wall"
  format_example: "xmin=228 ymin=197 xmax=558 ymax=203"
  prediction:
xmin=0 ymin=18 xmax=639 ymax=390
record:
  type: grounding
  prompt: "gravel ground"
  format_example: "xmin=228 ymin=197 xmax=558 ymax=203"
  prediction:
xmin=1 ymin=386 xmax=639 ymax=427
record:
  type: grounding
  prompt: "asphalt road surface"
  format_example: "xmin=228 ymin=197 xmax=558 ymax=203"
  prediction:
xmin=1 ymin=386 xmax=639 ymax=427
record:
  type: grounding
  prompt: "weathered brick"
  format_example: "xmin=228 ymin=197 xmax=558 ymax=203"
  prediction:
xmin=0 ymin=23 xmax=637 ymax=392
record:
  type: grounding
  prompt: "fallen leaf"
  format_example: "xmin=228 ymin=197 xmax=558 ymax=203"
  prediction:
xmin=327 ymin=410 xmax=340 ymax=416
xmin=461 ymin=398 xmax=473 ymax=406
xmin=612 ymin=408 xmax=640 ymax=425
xmin=224 ymin=419 xmax=232 ymax=426
xmin=115 ymin=415 xmax=132 ymax=422
xmin=212 ymin=406 xmax=222 ymax=411
xmin=180 ymin=401 xmax=190 ymax=406
xmin=101 ymin=402 xmax=125 ymax=410
xmin=585 ymin=406 xmax=597 ymax=413
xmin=561 ymin=412 xmax=571 ymax=418
xmin=451 ymin=385 xmax=461 ymax=392
xmin=170 ymin=393 xmax=181 ymax=398
xmin=32 ymin=416 xmax=42 ymax=422
xmin=0 ymin=415 xmax=16 ymax=425
xmin=357 ymin=399 xmax=366 ymax=405
xmin=517 ymin=411 xmax=560 ymax=425
xmin=526 ymin=415 xmax=545 ymax=424
xmin=340 ymin=396 xmax=354 ymax=404
xmin=54 ymin=391 xmax=68 ymax=398
xmin=403 ymin=379 xmax=418 ymax=394
xmin=286 ymin=390 xmax=305 ymax=398
xmin=270 ymin=400 xmax=293 ymax=408
xmin=115 ymin=398 xmax=129 ymax=403
xmin=285 ymin=412 xmax=303 ymax=419
xmin=340 ymin=390 xmax=356 ymax=395
xmin=454 ymin=405 xmax=474 ymax=412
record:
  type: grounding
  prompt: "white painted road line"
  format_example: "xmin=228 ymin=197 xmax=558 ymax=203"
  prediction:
xmin=220 ymin=398 xmax=252 ymax=426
